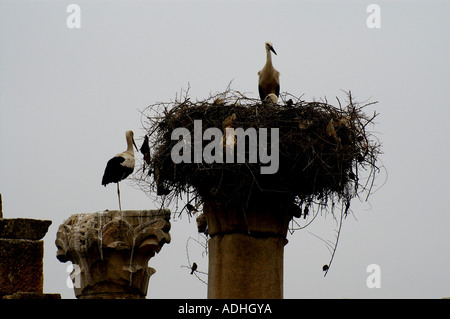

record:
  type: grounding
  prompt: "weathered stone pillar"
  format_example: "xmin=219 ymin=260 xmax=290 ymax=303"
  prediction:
xmin=55 ymin=210 xmax=171 ymax=299
xmin=202 ymin=201 xmax=293 ymax=299
xmin=0 ymin=217 xmax=60 ymax=299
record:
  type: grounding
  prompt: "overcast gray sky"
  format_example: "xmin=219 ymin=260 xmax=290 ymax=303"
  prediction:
xmin=1 ymin=0 xmax=449 ymax=299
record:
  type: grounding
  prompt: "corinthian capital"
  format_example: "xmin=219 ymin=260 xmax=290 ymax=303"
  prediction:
xmin=55 ymin=210 xmax=171 ymax=299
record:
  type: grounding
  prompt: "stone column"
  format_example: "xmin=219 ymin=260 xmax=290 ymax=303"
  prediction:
xmin=202 ymin=201 xmax=294 ymax=299
xmin=55 ymin=210 xmax=171 ymax=299
xmin=0 ymin=217 xmax=60 ymax=299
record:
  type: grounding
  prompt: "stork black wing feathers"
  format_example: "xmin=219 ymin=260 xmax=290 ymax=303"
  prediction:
xmin=258 ymin=85 xmax=265 ymax=101
xmin=101 ymin=156 xmax=133 ymax=186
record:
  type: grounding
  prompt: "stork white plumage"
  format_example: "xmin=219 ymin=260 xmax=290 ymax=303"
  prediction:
xmin=258 ymin=41 xmax=280 ymax=103
xmin=265 ymin=93 xmax=278 ymax=104
xmin=102 ymin=130 xmax=138 ymax=212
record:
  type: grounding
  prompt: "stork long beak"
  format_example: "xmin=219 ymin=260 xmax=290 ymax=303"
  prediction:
xmin=132 ymin=138 xmax=138 ymax=152
xmin=269 ymin=45 xmax=277 ymax=55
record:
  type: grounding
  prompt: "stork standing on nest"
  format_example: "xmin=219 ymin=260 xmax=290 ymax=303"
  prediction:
xmin=258 ymin=41 xmax=280 ymax=103
xmin=102 ymin=130 xmax=138 ymax=212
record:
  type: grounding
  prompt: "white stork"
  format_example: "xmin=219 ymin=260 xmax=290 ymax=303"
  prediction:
xmin=258 ymin=41 xmax=280 ymax=103
xmin=102 ymin=130 xmax=138 ymax=212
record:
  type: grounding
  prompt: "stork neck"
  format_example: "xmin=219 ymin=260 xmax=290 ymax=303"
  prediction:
xmin=266 ymin=49 xmax=273 ymax=65
xmin=126 ymin=138 xmax=134 ymax=153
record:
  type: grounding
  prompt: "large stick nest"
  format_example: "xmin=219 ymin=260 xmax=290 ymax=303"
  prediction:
xmin=136 ymin=88 xmax=381 ymax=217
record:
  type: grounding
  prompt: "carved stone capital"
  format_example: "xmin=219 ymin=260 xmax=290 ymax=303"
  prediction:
xmin=55 ymin=210 xmax=171 ymax=299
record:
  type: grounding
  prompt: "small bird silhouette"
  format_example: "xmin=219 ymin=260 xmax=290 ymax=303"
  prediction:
xmin=322 ymin=264 xmax=329 ymax=272
xmin=190 ymin=262 xmax=198 ymax=275
xmin=303 ymin=205 xmax=309 ymax=219
xmin=140 ymin=135 xmax=151 ymax=169
xmin=186 ymin=203 xmax=198 ymax=216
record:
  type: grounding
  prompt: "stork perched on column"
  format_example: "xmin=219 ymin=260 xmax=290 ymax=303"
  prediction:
xmin=102 ymin=130 xmax=138 ymax=212
xmin=258 ymin=41 xmax=280 ymax=103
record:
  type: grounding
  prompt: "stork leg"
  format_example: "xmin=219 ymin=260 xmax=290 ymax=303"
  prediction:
xmin=117 ymin=182 xmax=122 ymax=213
